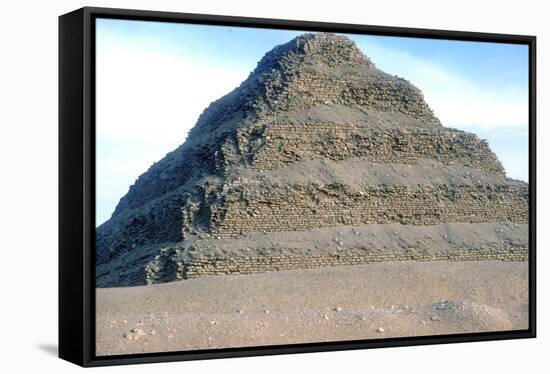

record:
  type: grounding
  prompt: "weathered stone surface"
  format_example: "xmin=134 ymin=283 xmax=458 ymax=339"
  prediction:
xmin=96 ymin=33 xmax=529 ymax=287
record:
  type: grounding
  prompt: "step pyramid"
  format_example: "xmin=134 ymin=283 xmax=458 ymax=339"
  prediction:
xmin=96 ymin=33 xmax=529 ymax=287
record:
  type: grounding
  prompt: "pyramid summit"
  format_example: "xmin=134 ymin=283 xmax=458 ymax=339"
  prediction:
xmin=186 ymin=33 xmax=440 ymax=139
xmin=96 ymin=33 xmax=528 ymax=287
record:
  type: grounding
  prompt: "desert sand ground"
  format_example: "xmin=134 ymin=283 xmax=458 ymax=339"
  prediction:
xmin=96 ymin=260 xmax=528 ymax=356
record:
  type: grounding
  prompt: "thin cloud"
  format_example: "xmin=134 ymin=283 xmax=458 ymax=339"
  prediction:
xmin=354 ymin=40 xmax=528 ymax=130
xmin=96 ymin=41 xmax=250 ymax=224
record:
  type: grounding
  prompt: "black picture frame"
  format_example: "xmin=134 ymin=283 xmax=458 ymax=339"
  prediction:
xmin=59 ymin=6 xmax=537 ymax=367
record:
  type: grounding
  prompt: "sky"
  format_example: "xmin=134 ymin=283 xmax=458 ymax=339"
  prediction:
xmin=95 ymin=18 xmax=530 ymax=226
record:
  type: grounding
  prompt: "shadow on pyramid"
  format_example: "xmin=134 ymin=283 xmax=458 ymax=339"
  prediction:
xmin=96 ymin=33 xmax=528 ymax=288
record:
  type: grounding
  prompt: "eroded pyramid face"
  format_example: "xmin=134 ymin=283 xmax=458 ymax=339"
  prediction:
xmin=96 ymin=33 xmax=528 ymax=288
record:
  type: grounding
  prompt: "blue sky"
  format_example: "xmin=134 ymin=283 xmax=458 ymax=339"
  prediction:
xmin=96 ymin=18 xmax=529 ymax=226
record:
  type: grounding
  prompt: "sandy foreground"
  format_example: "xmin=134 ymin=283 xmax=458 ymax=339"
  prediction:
xmin=96 ymin=260 xmax=528 ymax=356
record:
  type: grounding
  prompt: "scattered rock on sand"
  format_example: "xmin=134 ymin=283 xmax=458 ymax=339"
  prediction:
xmin=96 ymin=262 xmax=527 ymax=356
xmin=428 ymin=300 xmax=513 ymax=330
xmin=377 ymin=327 xmax=385 ymax=333
xmin=124 ymin=328 xmax=146 ymax=341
